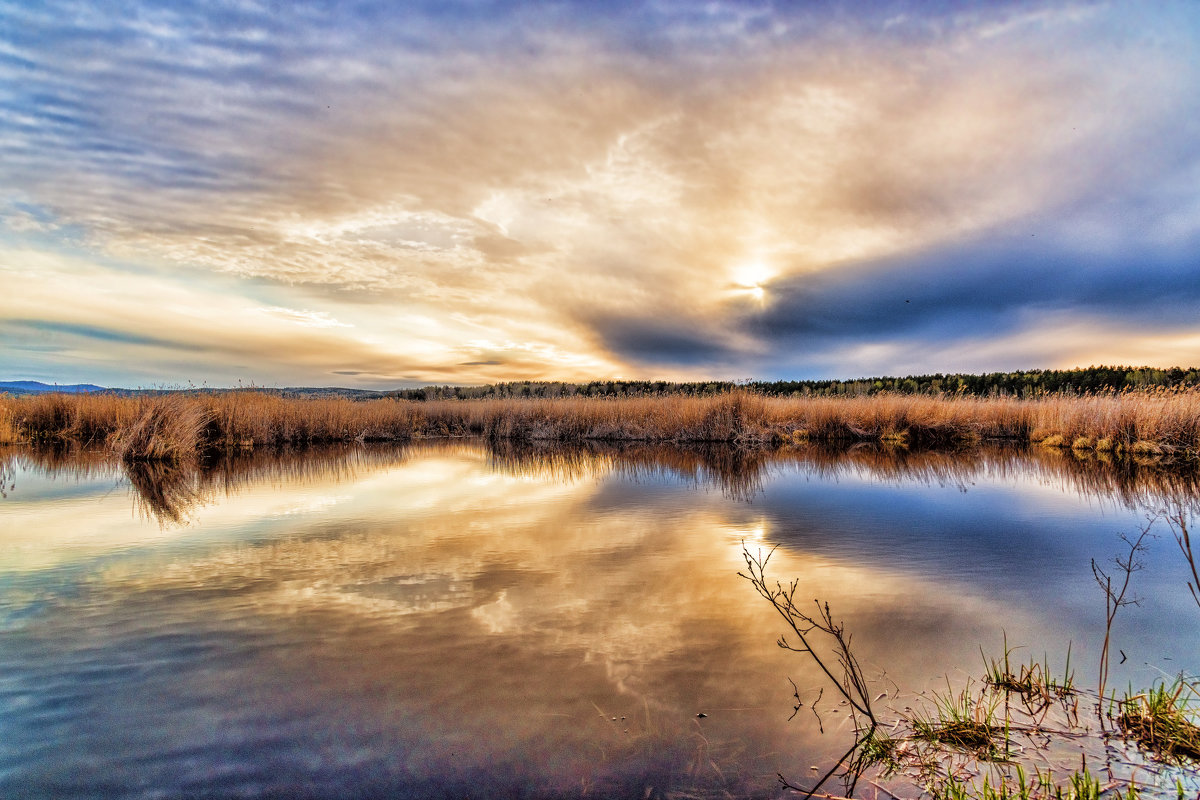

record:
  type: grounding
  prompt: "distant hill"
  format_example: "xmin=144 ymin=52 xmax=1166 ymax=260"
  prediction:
xmin=0 ymin=380 xmax=108 ymax=395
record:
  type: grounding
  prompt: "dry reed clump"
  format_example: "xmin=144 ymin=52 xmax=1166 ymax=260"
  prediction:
xmin=4 ymin=387 xmax=1200 ymax=457
xmin=109 ymin=395 xmax=212 ymax=463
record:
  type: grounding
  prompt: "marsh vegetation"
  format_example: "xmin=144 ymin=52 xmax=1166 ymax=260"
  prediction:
xmin=4 ymin=387 xmax=1200 ymax=462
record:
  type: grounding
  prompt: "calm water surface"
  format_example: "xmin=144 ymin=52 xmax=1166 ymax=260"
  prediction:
xmin=1 ymin=442 xmax=1198 ymax=798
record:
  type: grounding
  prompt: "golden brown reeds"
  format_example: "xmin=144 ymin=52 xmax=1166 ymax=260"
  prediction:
xmin=3 ymin=387 xmax=1200 ymax=460
xmin=109 ymin=395 xmax=212 ymax=463
xmin=0 ymin=400 xmax=18 ymax=444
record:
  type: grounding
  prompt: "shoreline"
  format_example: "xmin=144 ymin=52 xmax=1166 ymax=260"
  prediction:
xmin=3 ymin=389 xmax=1199 ymax=462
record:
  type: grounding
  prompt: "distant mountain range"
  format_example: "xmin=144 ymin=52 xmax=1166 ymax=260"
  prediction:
xmin=0 ymin=381 xmax=391 ymax=398
xmin=0 ymin=380 xmax=108 ymax=394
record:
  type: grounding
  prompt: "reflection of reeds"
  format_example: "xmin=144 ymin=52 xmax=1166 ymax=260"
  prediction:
xmin=1 ymin=442 xmax=417 ymax=524
xmin=131 ymin=445 xmax=417 ymax=524
xmin=485 ymin=441 xmax=1200 ymax=511
xmin=791 ymin=443 xmax=1200 ymax=513
xmin=8 ymin=438 xmax=1200 ymax=524
xmin=125 ymin=459 xmax=202 ymax=524
xmin=487 ymin=440 xmax=770 ymax=502
xmin=6 ymin=389 xmax=1200 ymax=459
xmin=2 ymin=445 xmax=120 ymax=481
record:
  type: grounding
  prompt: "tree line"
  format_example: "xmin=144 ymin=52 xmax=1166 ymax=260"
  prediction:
xmin=385 ymin=366 xmax=1200 ymax=401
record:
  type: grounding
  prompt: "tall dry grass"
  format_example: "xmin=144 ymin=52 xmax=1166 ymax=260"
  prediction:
xmin=108 ymin=395 xmax=212 ymax=462
xmin=2 ymin=388 xmax=1199 ymax=460
xmin=0 ymin=400 xmax=18 ymax=444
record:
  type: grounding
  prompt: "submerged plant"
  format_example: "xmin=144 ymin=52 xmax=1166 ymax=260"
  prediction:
xmin=1118 ymin=678 xmax=1200 ymax=764
xmin=911 ymin=679 xmax=1007 ymax=758
xmin=931 ymin=767 xmax=1140 ymax=800
xmin=982 ymin=636 xmax=1076 ymax=708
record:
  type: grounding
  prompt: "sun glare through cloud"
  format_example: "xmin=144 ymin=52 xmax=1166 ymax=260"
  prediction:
xmin=729 ymin=260 xmax=775 ymax=304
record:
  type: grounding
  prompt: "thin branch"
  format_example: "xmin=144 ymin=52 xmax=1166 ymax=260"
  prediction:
xmin=1092 ymin=519 xmax=1155 ymax=704
xmin=1164 ymin=505 xmax=1200 ymax=610
xmin=739 ymin=545 xmax=877 ymax=725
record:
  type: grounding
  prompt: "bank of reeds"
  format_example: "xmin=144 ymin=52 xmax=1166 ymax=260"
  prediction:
xmin=2 ymin=388 xmax=1199 ymax=462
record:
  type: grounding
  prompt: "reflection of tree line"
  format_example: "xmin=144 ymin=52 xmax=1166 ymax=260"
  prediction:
xmin=487 ymin=441 xmax=772 ymax=503
xmin=490 ymin=441 xmax=1200 ymax=512
xmin=4 ymin=441 xmax=1200 ymax=525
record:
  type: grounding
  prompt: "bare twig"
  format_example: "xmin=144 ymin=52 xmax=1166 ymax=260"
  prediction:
xmin=740 ymin=544 xmax=878 ymax=797
xmin=1163 ymin=505 xmax=1200 ymax=610
xmin=1092 ymin=519 xmax=1155 ymax=704
xmin=788 ymin=677 xmax=804 ymax=722
xmin=778 ymin=734 xmax=870 ymax=799
xmin=739 ymin=545 xmax=877 ymax=726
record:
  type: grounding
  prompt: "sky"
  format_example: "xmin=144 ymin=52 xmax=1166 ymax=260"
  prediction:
xmin=2 ymin=0 xmax=1200 ymax=389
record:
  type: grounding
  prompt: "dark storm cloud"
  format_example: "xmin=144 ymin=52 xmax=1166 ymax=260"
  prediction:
xmin=587 ymin=315 xmax=744 ymax=367
xmin=588 ymin=222 xmax=1200 ymax=374
xmin=737 ymin=228 xmax=1200 ymax=367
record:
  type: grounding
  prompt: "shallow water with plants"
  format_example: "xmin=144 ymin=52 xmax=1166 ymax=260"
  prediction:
xmin=1 ymin=442 xmax=1199 ymax=799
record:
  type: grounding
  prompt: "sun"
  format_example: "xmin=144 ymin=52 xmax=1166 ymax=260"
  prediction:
xmin=729 ymin=260 xmax=775 ymax=303
xmin=731 ymin=260 xmax=772 ymax=287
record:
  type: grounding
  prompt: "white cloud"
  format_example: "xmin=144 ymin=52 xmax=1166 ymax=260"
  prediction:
xmin=254 ymin=306 xmax=353 ymax=329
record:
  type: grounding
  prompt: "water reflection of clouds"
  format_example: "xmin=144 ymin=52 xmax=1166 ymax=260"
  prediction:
xmin=8 ymin=441 xmax=1199 ymax=796
xmin=56 ymin=446 xmax=971 ymax=689
xmin=269 ymin=495 xmax=351 ymax=517
xmin=0 ymin=484 xmax=176 ymax=573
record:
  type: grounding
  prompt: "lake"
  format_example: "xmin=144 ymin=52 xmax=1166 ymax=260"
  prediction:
xmin=1 ymin=441 xmax=1198 ymax=798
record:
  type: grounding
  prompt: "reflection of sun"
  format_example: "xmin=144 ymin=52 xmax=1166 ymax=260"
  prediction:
xmin=723 ymin=519 xmax=770 ymax=568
